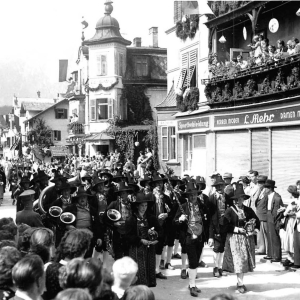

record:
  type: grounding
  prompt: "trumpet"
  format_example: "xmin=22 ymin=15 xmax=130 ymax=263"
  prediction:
xmin=107 ymin=209 xmax=122 ymax=222
xmin=49 ymin=206 xmax=63 ymax=218
xmin=60 ymin=212 xmax=76 ymax=224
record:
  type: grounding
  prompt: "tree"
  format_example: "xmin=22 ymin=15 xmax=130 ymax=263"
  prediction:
xmin=26 ymin=118 xmax=53 ymax=161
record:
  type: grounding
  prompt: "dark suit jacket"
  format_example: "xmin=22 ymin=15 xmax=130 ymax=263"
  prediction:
xmin=16 ymin=209 xmax=44 ymax=227
xmin=255 ymin=189 xmax=267 ymax=221
xmin=266 ymin=192 xmax=284 ymax=225
xmin=208 ymin=192 xmax=233 ymax=239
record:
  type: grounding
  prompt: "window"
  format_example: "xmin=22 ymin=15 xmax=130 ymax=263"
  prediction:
xmin=90 ymin=98 xmax=113 ymax=121
xmin=97 ymin=55 xmax=107 ymax=76
xmin=135 ymin=56 xmax=148 ymax=77
xmin=55 ymin=109 xmax=68 ymax=119
xmin=161 ymin=126 xmax=176 ymax=161
xmin=53 ymin=130 xmax=61 ymax=141
xmin=177 ymin=49 xmax=198 ymax=89
xmin=118 ymin=53 xmax=124 ymax=76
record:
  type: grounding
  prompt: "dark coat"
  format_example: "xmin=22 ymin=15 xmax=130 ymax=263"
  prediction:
xmin=208 ymin=192 xmax=233 ymax=239
xmin=16 ymin=209 xmax=44 ymax=227
xmin=125 ymin=213 xmax=162 ymax=246
xmin=265 ymin=192 xmax=284 ymax=226
xmin=223 ymin=205 xmax=260 ymax=234
xmin=0 ymin=170 xmax=6 ymax=190
xmin=174 ymin=198 xmax=209 ymax=244
xmin=255 ymin=190 xmax=267 ymax=221
xmin=63 ymin=202 xmax=102 ymax=239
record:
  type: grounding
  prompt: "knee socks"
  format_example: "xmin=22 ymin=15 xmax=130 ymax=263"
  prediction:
xmin=188 ymin=268 xmax=197 ymax=288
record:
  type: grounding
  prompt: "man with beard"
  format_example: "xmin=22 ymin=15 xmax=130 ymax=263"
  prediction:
xmin=208 ymin=177 xmax=233 ymax=278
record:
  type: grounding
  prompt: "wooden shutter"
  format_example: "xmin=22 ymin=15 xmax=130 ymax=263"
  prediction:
xmin=58 ymin=131 xmax=61 ymax=141
xmin=108 ymin=98 xmax=113 ymax=119
xmin=251 ymin=129 xmax=269 ymax=177
xmin=181 ymin=52 xmax=189 ymax=88
xmin=216 ymin=130 xmax=250 ymax=181
xmin=174 ymin=1 xmax=183 ymax=23
xmin=64 ymin=109 xmax=68 ymax=119
xmin=90 ymin=99 xmax=96 ymax=121
xmin=272 ymin=127 xmax=300 ymax=200
xmin=177 ymin=69 xmax=187 ymax=88
xmin=101 ymin=55 xmax=107 ymax=75
xmin=189 ymin=49 xmax=197 ymax=66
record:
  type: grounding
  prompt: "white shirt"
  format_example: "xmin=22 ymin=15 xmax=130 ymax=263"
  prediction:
xmin=112 ymin=285 xmax=125 ymax=299
xmin=15 ymin=290 xmax=34 ymax=300
xmin=267 ymin=192 xmax=275 ymax=211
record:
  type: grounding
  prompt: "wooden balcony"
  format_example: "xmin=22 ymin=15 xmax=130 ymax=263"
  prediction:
xmin=202 ymin=53 xmax=300 ymax=108
xmin=68 ymin=122 xmax=85 ymax=136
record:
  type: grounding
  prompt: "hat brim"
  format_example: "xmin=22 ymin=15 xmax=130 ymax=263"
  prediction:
xmin=264 ymin=184 xmax=277 ymax=188
xmin=211 ymin=182 xmax=226 ymax=187
xmin=115 ymin=188 xmax=134 ymax=194
xmin=100 ymin=172 xmax=113 ymax=179
xmin=196 ymin=183 xmax=206 ymax=190
xmin=231 ymin=194 xmax=250 ymax=200
xmin=183 ymin=190 xmax=201 ymax=197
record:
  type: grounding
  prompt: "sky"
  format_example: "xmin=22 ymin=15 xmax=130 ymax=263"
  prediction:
xmin=0 ymin=0 xmax=173 ymax=106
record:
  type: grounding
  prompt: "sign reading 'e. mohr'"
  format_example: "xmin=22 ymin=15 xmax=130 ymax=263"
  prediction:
xmin=178 ymin=117 xmax=209 ymax=131
xmin=214 ymin=105 xmax=300 ymax=128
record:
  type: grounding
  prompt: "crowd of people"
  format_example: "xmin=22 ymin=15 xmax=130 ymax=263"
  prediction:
xmin=0 ymin=150 xmax=299 ymax=299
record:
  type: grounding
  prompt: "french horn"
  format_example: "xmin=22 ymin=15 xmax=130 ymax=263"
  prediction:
xmin=107 ymin=209 xmax=121 ymax=222
xmin=49 ymin=206 xmax=63 ymax=218
xmin=60 ymin=212 xmax=76 ymax=224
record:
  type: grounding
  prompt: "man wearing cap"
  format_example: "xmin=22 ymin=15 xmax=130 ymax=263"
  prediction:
xmin=255 ymin=175 xmax=268 ymax=255
xmin=223 ymin=173 xmax=234 ymax=199
xmin=206 ymin=172 xmax=221 ymax=197
xmin=263 ymin=180 xmax=284 ymax=262
xmin=208 ymin=177 xmax=233 ymax=278
xmin=16 ymin=190 xmax=44 ymax=227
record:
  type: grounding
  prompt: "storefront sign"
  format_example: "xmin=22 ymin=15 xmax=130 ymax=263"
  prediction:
xmin=214 ymin=105 xmax=300 ymax=128
xmin=50 ymin=146 xmax=68 ymax=157
xmin=92 ymin=140 xmax=110 ymax=145
xmin=158 ymin=120 xmax=177 ymax=126
xmin=178 ymin=117 xmax=209 ymax=131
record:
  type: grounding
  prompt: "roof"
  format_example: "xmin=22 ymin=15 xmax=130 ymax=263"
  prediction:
xmin=24 ymin=99 xmax=68 ymax=123
xmin=156 ymin=84 xmax=176 ymax=108
xmin=85 ymin=132 xmax=114 ymax=141
xmin=22 ymin=102 xmax=54 ymax=111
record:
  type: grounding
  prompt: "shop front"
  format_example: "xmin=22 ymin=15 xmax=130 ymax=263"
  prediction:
xmin=85 ymin=132 xmax=114 ymax=157
xmin=213 ymin=102 xmax=300 ymax=200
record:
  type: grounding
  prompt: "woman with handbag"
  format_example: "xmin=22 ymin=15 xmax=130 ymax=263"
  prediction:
xmin=222 ymin=184 xmax=260 ymax=294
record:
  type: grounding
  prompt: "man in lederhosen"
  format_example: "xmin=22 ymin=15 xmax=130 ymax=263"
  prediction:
xmin=208 ymin=176 xmax=233 ymax=278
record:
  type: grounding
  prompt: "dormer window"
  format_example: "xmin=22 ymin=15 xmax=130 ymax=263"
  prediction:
xmin=97 ymin=55 xmax=107 ymax=76
xmin=135 ymin=56 xmax=148 ymax=77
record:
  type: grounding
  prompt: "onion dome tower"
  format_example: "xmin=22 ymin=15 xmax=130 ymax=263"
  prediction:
xmin=83 ymin=1 xmax=131 ymax=46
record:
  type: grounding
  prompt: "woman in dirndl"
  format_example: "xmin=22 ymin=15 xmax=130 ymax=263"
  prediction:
xmin=222 ymin=184 xmax=260 ymax=294
xmin=126 ymin=192 xmax=160 ymax=287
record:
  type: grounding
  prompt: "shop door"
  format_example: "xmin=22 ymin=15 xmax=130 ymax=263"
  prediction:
xmin=216 ymin=130 xmax=250 ymax=181
xmin=251 ymin=129 xmax=269 ymax=177
xmin=97 ymin=145 xmax=109 ymax=156
xmin=272 ymin=127 xmax=300 ymax=200
xmin=183 ymin=134 xmax=206 ymax=176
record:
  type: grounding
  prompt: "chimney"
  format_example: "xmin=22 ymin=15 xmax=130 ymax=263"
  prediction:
xmin=133 ymin=37 xmax=141 ymax=47
xmin=37 ymin=91 xmax=41 ymax=98
xmin=149 ymin=27 xmax=158 ymax=48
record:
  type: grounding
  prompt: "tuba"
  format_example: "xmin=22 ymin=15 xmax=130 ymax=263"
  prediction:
xmin=38 ymin=185 xmax=54 ymax=215
xmin=68 ymin=173 xmax=82 ymax=188
xmin=60 ymin=212 xmax=76 ymax=224
xmin=49 ymin=206 xmax=63 ymax=218
xmin=107 ymin=209 xmax=121 ymax=222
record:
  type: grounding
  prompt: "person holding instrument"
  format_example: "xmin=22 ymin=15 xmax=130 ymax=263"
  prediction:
xmin=174 ymin=182 xmax=205 ymax=297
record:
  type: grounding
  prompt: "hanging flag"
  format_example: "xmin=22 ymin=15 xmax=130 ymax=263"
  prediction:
xmin=81 ymin=17 xmax=88 ymax=30
xmin=59 ymin=60 xmax=68 ymax=82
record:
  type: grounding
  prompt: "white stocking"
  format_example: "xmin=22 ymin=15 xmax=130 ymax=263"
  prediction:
xmin=213 ymin=252 xmax=219 ymax=268
xmin=188 ymin=268 xmax=197 ymax=288
xmin=161 ymin=246 xmax=167 ymax=262
xmin=218 ymin=252 xmax=224 ymax=269
xmin=166 ymin=246 xmax=173 ymax=264
xmin=237 ymin=273 xmax=244 ymax=286
xmin=181 ymin=253 xmax=187 ymax=270
xmin=155 ymin=254 xmax=161 ymax=273
xmin=174 ymin=239 xmax=180 ymax=254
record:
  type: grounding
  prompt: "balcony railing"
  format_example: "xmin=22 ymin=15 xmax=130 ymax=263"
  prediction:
xmin=68 ymin=122 xmax=85 ymax=135
xmin=202 ymin=53 xmax=300 ymax=108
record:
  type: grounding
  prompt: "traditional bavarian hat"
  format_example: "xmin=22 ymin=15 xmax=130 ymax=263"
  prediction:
xmin=231 ymin=183 xmax=250 ymax=200
xmin=73 ymin=185 xmax=92 ymax=200
xmin=132 ymin=192 xmax=154 ymax=204
xmin=183 ymin=182 xmax=201 ymax=197
xmin=112 ymin=169 xmax=127 ymax=182
xmin=128 ymin=183 xmax=140 ymax=193
xmin=211 ymin=177 xmax=226 ymax=186
xmin=115 ymin=181 xmax=134 ymax=194
xmin=19 ymin=189 xmax=35 ymax=198
xmin=150 ymin=172 xmax=167 ymax=186
xmin=80 ymin=170 xmax=92 ymax=181
xmin=139 ymin=174 xmax=152 ymax=187
xmin=92 ymin=177 xmax=106 ymax=191
xmin=195 ymin=176 xmax=206 ymax=190
xmin=169 ymin=175 xmax=183 ymax=187
xmin=99 ymin=169 xmax=113 ymax=180
xmin=210 ymin=171 xmax=221 ymax=178
xmin=57 ymin=182 xmax=77 ymax=194
xmin=50 ymin=172 xmax=67 ymax=184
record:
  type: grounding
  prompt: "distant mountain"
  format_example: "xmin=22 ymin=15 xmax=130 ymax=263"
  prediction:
xmin=0 ymin=105 xmax=13 ymax=115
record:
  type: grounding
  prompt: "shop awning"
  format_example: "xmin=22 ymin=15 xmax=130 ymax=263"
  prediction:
xmin=50 ymin=146 xmax=69 ymax=157
xmin=85 ymin=132 xmax=114 ymax=141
